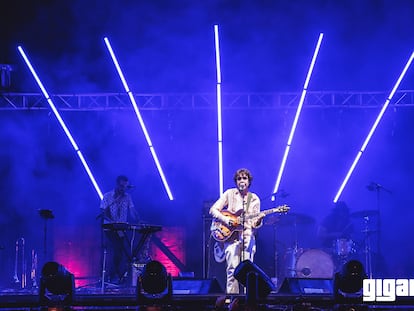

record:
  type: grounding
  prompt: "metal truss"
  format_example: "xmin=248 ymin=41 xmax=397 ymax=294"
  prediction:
xmin=1 ymin=90 xmax=414 ymax=111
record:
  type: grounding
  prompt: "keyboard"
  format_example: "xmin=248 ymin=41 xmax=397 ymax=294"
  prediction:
xmin=102 ymin=222 xmax=162 ymax=233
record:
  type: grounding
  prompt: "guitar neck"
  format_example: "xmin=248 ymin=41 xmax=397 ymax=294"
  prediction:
xmin=243 ymin=206 xmax=286 ymax=220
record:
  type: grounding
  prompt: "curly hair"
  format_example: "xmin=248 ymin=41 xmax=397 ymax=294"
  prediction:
xmin=233 ymin=168 xmax=253 ymax=187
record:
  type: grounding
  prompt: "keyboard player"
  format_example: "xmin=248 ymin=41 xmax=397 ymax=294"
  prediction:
xmin=99 ymin=175 xmax=139 ymax=284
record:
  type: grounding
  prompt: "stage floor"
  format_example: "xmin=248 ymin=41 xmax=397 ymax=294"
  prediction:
xmin=1 ymin=283 xmax=414 ymax=311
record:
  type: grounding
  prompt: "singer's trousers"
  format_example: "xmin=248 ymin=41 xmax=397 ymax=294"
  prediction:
xmin=224 ymin=232 xmax=256 ymax=294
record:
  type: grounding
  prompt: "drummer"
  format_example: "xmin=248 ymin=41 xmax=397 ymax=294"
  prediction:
xmin=317 ymin=201 xmax=354 ymax=253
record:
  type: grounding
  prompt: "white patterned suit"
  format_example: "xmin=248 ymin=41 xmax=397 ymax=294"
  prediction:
xmin=210 ymin=187 xmax=261 ymax=294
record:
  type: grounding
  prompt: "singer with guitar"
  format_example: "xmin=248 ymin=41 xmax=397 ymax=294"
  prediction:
xmin=209 ymin=168 xmax=263 ymax=294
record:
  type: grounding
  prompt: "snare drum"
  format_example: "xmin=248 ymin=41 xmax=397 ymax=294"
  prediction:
xmin=333 ymin=239 xmax=354 ymax=256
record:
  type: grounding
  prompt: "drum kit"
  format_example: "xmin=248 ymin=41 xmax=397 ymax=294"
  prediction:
xmin=266 ymin=209 xmax=379 ymax=281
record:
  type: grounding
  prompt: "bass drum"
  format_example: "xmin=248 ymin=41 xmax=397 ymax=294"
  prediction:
xmin=295 ymin=249 xmax=334 ymax=278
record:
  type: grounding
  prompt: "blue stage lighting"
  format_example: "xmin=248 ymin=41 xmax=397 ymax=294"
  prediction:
xmin=39 ymin=261 xmax=75 ymax=306
xmin=137 ymin=260 xmax=172 ymax=304
xmin=334 ymin=260 xmax=367 ymax=304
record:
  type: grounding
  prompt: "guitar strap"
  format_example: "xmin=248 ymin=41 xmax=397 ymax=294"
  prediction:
xmin=245 ymin=192 xmax=252 ymax=212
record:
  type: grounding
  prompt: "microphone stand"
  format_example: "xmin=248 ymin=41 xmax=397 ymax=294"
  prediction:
xmin=240 ymin=189 xmax=246 ymax=264
xmin=238 ymin=184 xmax=250 ymax=293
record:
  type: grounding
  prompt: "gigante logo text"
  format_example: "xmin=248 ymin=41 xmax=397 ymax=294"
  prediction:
xmin=363 ymin=279 xmax=414 ymax=302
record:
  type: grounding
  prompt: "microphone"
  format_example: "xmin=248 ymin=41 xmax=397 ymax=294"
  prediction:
xmin=366 ymin=182 xmax=381 ymax=191
xmin=238 ymin=182 xmax=246 ymax=191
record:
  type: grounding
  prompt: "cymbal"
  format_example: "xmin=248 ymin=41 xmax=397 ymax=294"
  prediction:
xmin=270 ymin=213 xmax=315 ymax=226
xmin=351 ymin=210 xmax=378 ymax=218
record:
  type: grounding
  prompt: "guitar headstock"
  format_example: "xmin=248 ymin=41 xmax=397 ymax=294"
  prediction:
xmin=276 ymin=204 xmax=290 ymax=213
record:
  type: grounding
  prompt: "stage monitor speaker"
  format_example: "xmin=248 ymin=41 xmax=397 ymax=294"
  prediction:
xmin=204 ymin=218 xmax=226 ymax=291
xmin=172 ymin=278 xmax=224 ymax=294
xmin=279 ymin=278 xmax=333 ymax=295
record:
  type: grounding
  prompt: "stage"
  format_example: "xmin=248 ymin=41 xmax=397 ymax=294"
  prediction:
xmin=2 ymin=3 xmax=414 ymax=310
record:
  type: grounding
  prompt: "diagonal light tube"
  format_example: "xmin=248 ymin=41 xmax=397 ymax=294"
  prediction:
xmin=104 ymin=37 xmax=173 ymax=201
xmin=18 ymin=46 xmax=103 ymax=199
xmin=272 ymin=33 xmax=324 ymax=197
xmin=333 ymin=51 xmax=414 ymax=202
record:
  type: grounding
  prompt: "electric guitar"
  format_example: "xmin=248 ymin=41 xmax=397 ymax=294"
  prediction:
xmin=211 ymin=205 xmax=290 ymax=242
